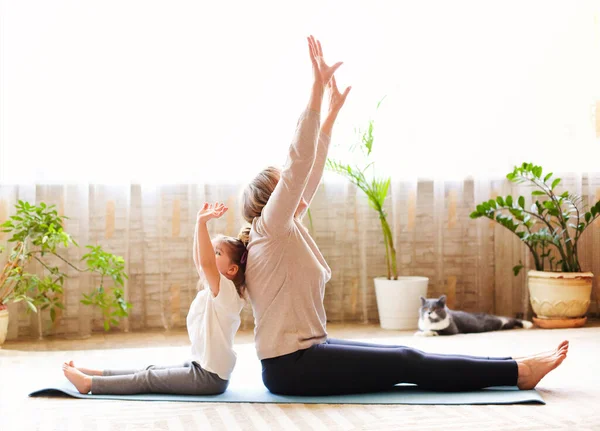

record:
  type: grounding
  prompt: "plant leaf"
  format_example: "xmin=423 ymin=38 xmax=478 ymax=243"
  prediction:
xmin=513 ymin=264 xmax=524 ymax=276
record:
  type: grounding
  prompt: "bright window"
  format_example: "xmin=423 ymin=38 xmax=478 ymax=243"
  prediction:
xmin=2 ymin=0 xmax=599 ymax=184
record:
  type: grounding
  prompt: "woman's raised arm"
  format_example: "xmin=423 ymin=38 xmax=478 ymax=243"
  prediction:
xmin=261 ymin=36 xmax=344 ymax=234
xmin=299 ymin=76 xmax=351 ymax=218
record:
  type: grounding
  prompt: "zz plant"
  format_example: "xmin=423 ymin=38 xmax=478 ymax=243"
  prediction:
xmin=471 ymin=163 xmax=600 ymax=275
xmin=0 ymin=200 xmax=131 ymax=333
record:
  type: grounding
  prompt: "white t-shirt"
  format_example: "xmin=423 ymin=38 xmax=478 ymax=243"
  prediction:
xmin=186 ymin=274 xmax=245 ymax=380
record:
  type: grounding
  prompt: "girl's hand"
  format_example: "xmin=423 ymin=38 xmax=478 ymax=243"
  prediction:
xmin=326 ymin=75 xmax=351 ymax=116
xmin=197 ymin=202 xmax=228 ymax=224
xmin=307 ymin=35 xmax=343 ymax=87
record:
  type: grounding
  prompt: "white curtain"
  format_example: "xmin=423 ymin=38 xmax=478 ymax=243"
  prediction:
xmin=2 ymin=175 xmax=600 ymax=340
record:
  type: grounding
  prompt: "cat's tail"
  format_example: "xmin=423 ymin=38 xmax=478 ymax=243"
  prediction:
xmin=500 ymin=317 xmax=533 ymax=330
xmin=519 ymin=319 xmax=534 ymax=329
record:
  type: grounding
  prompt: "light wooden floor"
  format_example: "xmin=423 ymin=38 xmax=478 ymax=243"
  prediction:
xmin=2 ymin=322 xmax=600 ymax=431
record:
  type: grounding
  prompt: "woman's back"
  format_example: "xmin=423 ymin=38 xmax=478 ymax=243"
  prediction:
xmin=245 ymin=214 xmax=331 ymax=360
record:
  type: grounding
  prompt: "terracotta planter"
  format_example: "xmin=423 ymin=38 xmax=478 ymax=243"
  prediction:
xmin=0 ymin=305 xmax=8 ymax=345
xmin=528 ymin=270 xmax=593 ymax=322
xmin=374 ymin=276 xmax=429 ymax=330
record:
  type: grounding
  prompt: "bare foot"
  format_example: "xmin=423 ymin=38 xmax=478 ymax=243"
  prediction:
xmin=516 ymin=341 xmax=568 ymax=390
xmin=513 ymin=340 xmax=569 ymax=360
xmin=63 ymin=360 xmax=103 ymax=377
xmin=62 ymin=364 xmax=93 ymax=394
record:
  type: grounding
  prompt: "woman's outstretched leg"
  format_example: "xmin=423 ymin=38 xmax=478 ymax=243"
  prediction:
xmin=513 ymin=340 xmax=569 ymax=360
xmin=328 ymin=338 xmax=570 ymax=363
xmin=516 ymin=341 xmax=568 ymax=389
xmin=326 ymin=338 xmax=511 ymax=361
xmin=262 ymin=340 xmax=568 ymax=395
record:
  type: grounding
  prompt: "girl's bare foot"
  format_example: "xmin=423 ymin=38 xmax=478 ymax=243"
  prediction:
xmin=62 ymin=364 xmax=93 ymax=394
xmin=63 ymin=360 xmax=103 ymax=377
xmin=516 ymin=341 xmax=568 ymax=390
xmin=512 ymin=340 xmax=569 ymax=361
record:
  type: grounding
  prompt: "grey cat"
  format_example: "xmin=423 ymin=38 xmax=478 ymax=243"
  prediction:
xmin=415 ymin=295 xmax=533 ymax=336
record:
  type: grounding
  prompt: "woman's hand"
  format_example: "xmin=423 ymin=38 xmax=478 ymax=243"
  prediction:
xmin=319 ymin=75 xmax=352 ymax=136
xmin=197 ymin=202 xmax=228 ymax=224
xmin=307 ymin=35 xmax=343 ymax=88
xmin=326 ymin=75 xmax=351 ymax=116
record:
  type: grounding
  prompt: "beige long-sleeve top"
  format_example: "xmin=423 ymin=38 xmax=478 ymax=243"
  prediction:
xmin=245 ymin=109 xmax=332 ymax=360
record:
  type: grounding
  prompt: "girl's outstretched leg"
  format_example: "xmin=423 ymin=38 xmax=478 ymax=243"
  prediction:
xmin=63 ymin=360 xmax=194 ymax=377
xmin=63 ymin=360 xmax=103 ymax=376
xmin=62 ymin=361 xmax=227 ymax=395
xmin=62 ymin=364 xmax=92 ymax=394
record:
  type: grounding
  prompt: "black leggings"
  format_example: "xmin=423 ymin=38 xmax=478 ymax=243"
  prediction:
xmin=261 ymin=338 xmax=518 ymax=395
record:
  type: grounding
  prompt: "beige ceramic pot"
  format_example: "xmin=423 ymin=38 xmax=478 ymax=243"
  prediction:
xmin=528 ymin=270 xmax=593 ymax=318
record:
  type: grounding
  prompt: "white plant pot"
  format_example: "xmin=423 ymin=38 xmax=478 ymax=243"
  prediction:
xmin=0 ymin=307 xmax=9 ymax=345
xmin=528 ymin=270 xmax=593 ymax=318
xmin=374 ymin=276 xmax=429 ymax=330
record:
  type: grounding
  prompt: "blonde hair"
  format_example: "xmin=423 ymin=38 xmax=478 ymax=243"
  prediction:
xmin=214 ymin=235 xmax=248 ymax=298
xmin=238 ymin=225 xmax=251 ymax=248
xmin=241 ymin=166 xmax=281 ymax=223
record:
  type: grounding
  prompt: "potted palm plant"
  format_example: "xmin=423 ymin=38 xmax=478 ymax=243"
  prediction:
xmin=326 ymin=102 xmax=428 ymax=330
xmin=471 ymin=163 xmax=599 ymax=328
xmin=0 ymin=200 xmax=131 ymax=344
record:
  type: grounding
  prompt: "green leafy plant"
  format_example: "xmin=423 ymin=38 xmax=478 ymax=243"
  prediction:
xmin=80 ymin=246 xmax=131 ymax=331
xmin=471 ymin=163 xmax=600 ymax=275
xmin=326 ymin=99 xmax=398 ymax=280
xmin=0 ymin=201 xmax=131 ymax=333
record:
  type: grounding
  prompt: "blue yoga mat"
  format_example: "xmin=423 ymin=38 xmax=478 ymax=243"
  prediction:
xmin=27 ymin=343 xmax=544 ymax=405
xmin=29 ymin=382 xmax=544 ymax=405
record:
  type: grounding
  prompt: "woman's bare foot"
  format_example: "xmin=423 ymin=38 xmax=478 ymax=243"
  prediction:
xmin=63 ymin=360 xmax=103 ymax=377
xmin=62 ymin=364 xmax=93 ymax=394
xmin=512 ymin=340 xmax=569 ymax=361
xmin=516 ymin=341 xmax=568 ymax=390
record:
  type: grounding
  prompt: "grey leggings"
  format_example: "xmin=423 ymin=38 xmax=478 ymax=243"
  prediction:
xmin=91 ymin=361 xmax=229 ymax=395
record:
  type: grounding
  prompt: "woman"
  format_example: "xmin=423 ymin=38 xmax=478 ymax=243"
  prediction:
xmin=239 ymin=35 xmax=568 ymax=396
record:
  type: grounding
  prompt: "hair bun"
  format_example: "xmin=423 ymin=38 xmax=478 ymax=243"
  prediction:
xmin=237 ymin=225 xmax=251 ymax=247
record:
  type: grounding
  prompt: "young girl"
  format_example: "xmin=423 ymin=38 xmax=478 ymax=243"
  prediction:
xmin=62 ymin=201 xmax=247 ymax=395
